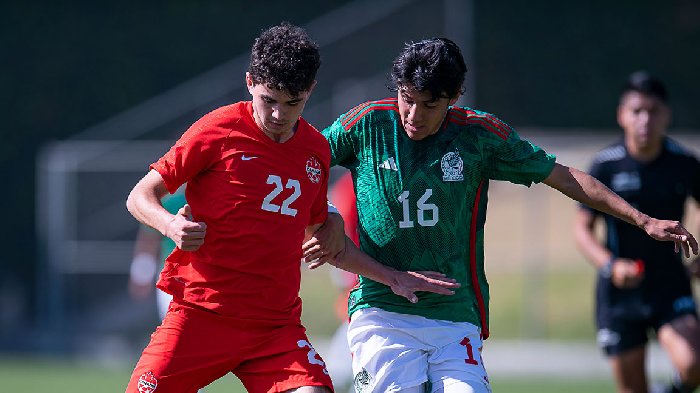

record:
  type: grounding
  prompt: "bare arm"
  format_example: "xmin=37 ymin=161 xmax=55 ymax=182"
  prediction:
xmin=545 ymin=163 xmax=698 ymax=257
xmin=572 ymin=208 xmax=611 ymax=269
xmin=302 ymin=211 xmax=460 ymax=303
xmin=325 ymin=237 xmax=460 ymax=303
xmin=126 ymin=169 xmax=206 ymax=251
xmin=303 ymin=211 xmax=347 ymax=266
xmin=573 ymin=207 xmax=643 ymax=288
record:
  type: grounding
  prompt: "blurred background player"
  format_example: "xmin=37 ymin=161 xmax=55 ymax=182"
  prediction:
xmin=574 ymin=71 xmax=700 ymax=393
xmin=128 ymin=186 xmax=186 ymax=321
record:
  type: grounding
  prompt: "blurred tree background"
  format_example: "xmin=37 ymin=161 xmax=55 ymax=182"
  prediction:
xmin=1 ymin=0 xmax=699 ymax=350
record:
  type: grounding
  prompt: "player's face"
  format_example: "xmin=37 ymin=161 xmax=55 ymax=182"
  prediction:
xmin=397 ymin=86 xmax=458 ymax=141
xmin=617 ymin=91 xmax=670 ymax=154
xmin=246 ymin=73 xmax=315 ymax=142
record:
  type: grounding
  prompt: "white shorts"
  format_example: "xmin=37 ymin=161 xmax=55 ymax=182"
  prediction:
xmin=347 ymin=308 xmax=490 ymax=393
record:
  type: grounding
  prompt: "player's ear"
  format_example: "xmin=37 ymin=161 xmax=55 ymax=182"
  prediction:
xmin=448 ymin=94 xmax=460 ymax=106
xmin=245 ymin=73 xmax=255 ymax=93
xmin=306 ymin=80 xmax=318 ymax=95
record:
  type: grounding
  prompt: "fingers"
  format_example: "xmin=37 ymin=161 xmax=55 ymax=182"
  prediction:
xmin=689 ymin=234 xmax=699 ymax=255
xmin=414 ymin=271 xmax=459 ymax=283
xmin=177 ymin=204 xmax=193 ymax=220
xmin=409 ymin=271 xmax=461 ymax=288
xmin=406 ymin=272 xmax=461 ymax=294
xmin=175 ymin=220 xmax=207 ymax=251
xmin=392 ymin=288 xmax=419 ymax=304
xmin=302 ymin=237 xmax=319 ymax=253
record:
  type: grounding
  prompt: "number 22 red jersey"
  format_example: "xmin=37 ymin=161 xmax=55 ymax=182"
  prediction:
xmin=151 ymin=101 xmax=330 ymax=326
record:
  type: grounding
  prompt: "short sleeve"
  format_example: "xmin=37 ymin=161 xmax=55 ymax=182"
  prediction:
xmin=150 ymin=115 xmax=230 ymax=194
xmin=484 ymin=128 xmax=556 ymax=186
xmin=322 ymin=114 xmax=360 ymax=169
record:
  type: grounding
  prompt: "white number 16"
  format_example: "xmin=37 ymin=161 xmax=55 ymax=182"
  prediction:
xmin=398 ymin=189 xmax=439 ymax=228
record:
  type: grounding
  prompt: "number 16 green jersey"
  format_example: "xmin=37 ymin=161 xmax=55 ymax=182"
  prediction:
xmin=322 ymin=98 xmax=555 ymax=338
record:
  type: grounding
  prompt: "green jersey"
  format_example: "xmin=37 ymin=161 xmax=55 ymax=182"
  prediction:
xmin=160 ymin=189 xmax=187 ymax=262
xmin=322 ymin=98 xmax=556 ymax=338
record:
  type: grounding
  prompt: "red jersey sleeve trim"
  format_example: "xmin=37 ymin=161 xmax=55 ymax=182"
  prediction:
xmin=340 ymin=98 xmax=398 ymax=130
xmin=449 ymin=108 xmax=511 ymax=141
xmin=469 ymin=179 xmax=489 ymax=340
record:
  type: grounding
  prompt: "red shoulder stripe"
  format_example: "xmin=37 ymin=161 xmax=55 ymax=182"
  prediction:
xmin=341 ymin=98 xmax=397 ymax=127
xmin=452 ymin=108 xmax=512 ymax=135
xmin=344 ymin=105 xmax=398 ymax=130
xmin=449 ymin=109 xmax=510 ymax=140
xmin=448 ymin=115 xmax=508 ymax=140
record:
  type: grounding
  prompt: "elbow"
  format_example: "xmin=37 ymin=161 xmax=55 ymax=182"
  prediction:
xmin=126 ymin=188 xmax=138 ymax=217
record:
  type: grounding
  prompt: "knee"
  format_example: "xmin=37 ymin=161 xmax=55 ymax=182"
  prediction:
xmin=678 ymin=354 xmax=700 ymax=385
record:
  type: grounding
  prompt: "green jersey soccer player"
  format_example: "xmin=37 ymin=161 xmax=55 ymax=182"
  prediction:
xmin=307 ymin=38 xmax=697 ymax=393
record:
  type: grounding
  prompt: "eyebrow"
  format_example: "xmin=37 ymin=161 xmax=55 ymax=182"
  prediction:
xmin=262 ymin=94 xmax=303 ymax=105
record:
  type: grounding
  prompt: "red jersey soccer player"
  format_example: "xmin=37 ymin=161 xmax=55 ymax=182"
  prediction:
xmin=125 ymin=23 xmax=459 ymax=393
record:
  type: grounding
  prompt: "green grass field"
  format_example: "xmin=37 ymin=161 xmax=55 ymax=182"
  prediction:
xmin=0 ymin=356 xmax=616 ymax=392
xmin=301 ymin=264 xmax=599 ymax=340
xmin=0 ymin=267 xmax=610 ymax=393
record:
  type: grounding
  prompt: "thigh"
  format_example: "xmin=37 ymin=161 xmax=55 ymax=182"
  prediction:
xmin=596 ymin=296 xmax=649 ymax=356
xmin=348 ymin=309 xmax=429 ymax=392
xmin=428 ymin=329 xmax=490 ymax=393
xmin=235 ymin=324 xmax=333 ymax=393
xmin=125 ymin=304 xmax=234 ymax=393
xmin=658 ymin=314 xmax=700 ymax=373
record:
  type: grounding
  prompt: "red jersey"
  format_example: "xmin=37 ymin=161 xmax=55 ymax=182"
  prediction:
xmin=151 ymin=101 xmax=330 ymax=326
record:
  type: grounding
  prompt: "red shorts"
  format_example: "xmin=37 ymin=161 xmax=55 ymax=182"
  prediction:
xmin=125 ymin=301 xmax=334 ymax=393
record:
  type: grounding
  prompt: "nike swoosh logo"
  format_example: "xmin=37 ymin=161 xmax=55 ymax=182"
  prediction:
xmin=241 ymin=155 xmax=258 ymax=161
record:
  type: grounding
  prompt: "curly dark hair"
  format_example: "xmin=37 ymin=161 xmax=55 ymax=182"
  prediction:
xmin=389 ymin=37 xmax=467 ymax=101
xmin=248 ymin=22 xmax=321 ymax=97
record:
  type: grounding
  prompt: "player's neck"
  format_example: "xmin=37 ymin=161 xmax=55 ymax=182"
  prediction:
xmin=626 ymin=140 xmax=662 ymax=163
xmin=262 ymin=127 xmax=295 ymax=143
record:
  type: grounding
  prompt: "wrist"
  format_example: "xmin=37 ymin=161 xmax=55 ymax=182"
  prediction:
xmin=600 ymin=257 xmax=614 ymax=279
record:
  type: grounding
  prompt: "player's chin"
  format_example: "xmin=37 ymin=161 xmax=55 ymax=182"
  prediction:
xmin=404 ymin=129 xmax=429 ymax=141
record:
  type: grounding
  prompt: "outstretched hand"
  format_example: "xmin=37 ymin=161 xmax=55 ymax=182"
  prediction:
xmin=387 ymin=271 xmax=461 ymax=304
xmin=165 ymin=204 xmax=207 ymax=251
xmin=643 ymin=218 xmax=698 ymax=258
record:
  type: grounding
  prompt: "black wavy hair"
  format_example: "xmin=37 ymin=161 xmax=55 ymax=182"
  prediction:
xmin=389 ymin=37 xmax=467 ymax=101
xmin=248 ymin=22 xmax=321 ymax=97
xmin=622 ymin=71 xmax=669 ymax=103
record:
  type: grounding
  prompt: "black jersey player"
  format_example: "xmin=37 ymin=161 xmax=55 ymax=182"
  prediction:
xmin=574 ymin=71 xmax=700 ymax=393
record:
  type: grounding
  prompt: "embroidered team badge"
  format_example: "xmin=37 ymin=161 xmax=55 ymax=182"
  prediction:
xmin=137 ymin=371 xmax=158 ymax=393
xmin=354 ymin=367 xmax=373 ymax=393
xmin=440 ymin=150 xmax=464 ymax=181
xmin=306 ymin=156 xmax=322 ymax=184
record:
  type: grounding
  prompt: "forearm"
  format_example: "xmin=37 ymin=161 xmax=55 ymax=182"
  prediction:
xmin=573 ymin=212 xmax=612 ymax=269
xmin=330 ymin=238 xmax=396 ymax=286
xmin=545 ymin=164 xmax=650 ymax=228
xmin=126 ymin=170 xmax=173 ymax=236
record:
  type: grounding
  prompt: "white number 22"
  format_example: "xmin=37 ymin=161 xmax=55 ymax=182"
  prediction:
xmin=297 ymin=339 xmax=329 ymax=375
xmin=261 ymin=175 xmax=301 ymax=216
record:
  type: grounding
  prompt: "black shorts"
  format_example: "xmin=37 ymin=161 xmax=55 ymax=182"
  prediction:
xmin=594 ymin=273 xmax=697 ymax=356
